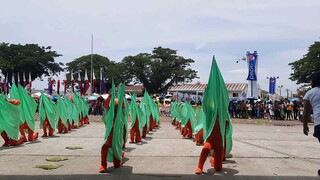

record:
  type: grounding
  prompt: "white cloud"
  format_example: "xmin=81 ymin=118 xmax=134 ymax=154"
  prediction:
xmin=0 ymin=0 xmax=319 ymax=91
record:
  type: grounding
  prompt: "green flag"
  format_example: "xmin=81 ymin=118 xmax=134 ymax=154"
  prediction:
xmin=0 ymin=95 xmax=21 ymax=140
xmin=203 ymin=56 xmax=231 ymax=148
xmin=56 ymin=95 xmax=68 ymax=127
xmin=39 ymin=93 xmax=56 ymax=129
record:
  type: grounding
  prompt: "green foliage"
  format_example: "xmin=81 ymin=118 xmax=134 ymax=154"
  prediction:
xmin=122 ymin=47 xmax=198 ymax=93
xmin=289 ymin=41 xmax=320 ymax=86
xmin=0 ymin=43 xmax=63 ymax=82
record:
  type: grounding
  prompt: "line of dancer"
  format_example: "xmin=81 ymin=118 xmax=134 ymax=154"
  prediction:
xmin=99 ymin=81 xmax=161 ymax=173
xmin=171 ymin=56 xmax=233 ymax=174
xmin=1 ymin=83 xmax=90 ymax=147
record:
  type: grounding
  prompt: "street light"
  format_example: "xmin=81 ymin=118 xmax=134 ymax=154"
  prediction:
xmin=236 ymin=57 xmax=246 ymax=63
xmin=285 ymin=88 xmax=291 ymax=99
xmin=278 ymin=85 xmax=283 ymax=96
xmin=236 ymin=57 xmax=247 ymax=82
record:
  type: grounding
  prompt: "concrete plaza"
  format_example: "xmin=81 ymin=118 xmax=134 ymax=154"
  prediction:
xmin=0 ymin=117 xmax=319 ymax=180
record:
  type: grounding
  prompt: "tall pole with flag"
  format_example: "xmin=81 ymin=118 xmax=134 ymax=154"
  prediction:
xmin=90 ymin=34 xmax=93 ymax=96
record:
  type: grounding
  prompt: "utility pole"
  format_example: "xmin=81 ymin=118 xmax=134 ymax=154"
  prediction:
xmin=90 ymin=34 xmax=93 ymax=95
xmin=286 ymin=88 xmax=290 ymax=99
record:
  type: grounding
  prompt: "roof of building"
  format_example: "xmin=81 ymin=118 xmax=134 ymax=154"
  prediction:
xmin=124 ymin=85 xmax=144 ymax=92
xmin=125 ymin=83 xmax=248 ymax=93
xmin=167 ymin=83 xmax=247 ymax=92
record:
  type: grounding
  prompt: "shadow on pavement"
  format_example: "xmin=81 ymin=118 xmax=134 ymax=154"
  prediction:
xmin=0 ymin=174 xmax=318 ymax=180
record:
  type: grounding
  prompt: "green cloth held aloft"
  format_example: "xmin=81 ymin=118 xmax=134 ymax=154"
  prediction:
xmin=64 ymin=97 xmax=74 ymax=125
xmin=9 ymin=84 xmax=37 ymax=131
xmin=139 ymin=101 xmax=148 ymax=128
xmin=130 ymin=94 xmax=143 ymax=136
xmin=0 ymin=95 xmax=21 ymax=140
xmin=202 ymin=56 xmax=231 ymax=148
xmin=110 ymin=83 xmax=126 ymax=161
xmin=56 ymin=95 xmax=68 ymax=127
xmin=193 ymin=107 xmax=205 ymax=134
xmin=102 ymin=81 xmax=115 ymax=144
xmin=102 ymin=81 xmax=127 ymax=162
xmin=39 ymin=93 xmax=56 ymax=129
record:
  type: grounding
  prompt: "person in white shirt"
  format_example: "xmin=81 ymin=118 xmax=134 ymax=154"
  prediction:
xmin=303 ymin=71 xmax=320 ymax=140
xmin=302 ymin=71 xmax=320 ymax=175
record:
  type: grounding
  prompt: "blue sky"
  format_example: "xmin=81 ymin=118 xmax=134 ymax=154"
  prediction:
xmin=0 ymin=0 xmax=319 ymax=93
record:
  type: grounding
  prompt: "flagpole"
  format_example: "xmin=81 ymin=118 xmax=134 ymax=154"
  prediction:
xmin=90 ymin=34 xmax=93 ymax=95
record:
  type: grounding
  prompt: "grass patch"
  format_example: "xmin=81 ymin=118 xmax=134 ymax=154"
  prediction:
xmin=35 ymin=164 xmax=63 ymax=170
xmin=65 ymin=146 xmax=83 ymax=150
xmin=255 ymin=120 xmax=265 ymax=125
xmin=46 ymin=157 xmax=68 ymax=162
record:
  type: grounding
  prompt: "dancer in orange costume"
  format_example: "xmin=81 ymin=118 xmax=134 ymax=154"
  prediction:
xmin=129 ymin=96 xmax=143 ymax=143
xmin=195 ymin=56 xmax=232 ymax=174
xmin=100 ymin=82 xmax=126 ymax=173
xmin=19 ymin=122 xmax=39 ymax=142
xmin=0 ymin=98 xmax=23 ymax=146
xmin=39 ymin=93 xmax=56 ymax=137
xmin=193 ymin=103 xmax=204 ymax=146
xmin=9 ymin=84 xmax=39 ymax=142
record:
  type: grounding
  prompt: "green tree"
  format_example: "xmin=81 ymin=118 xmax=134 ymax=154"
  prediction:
xmin=0 ymin=43 xmax=63 ymax=82
xmin=66 ymin=54 xmax=129 ymax=93
xmin=122 ymin=47 xmax=198 ymax=93
xmin=289 ymin=41 xmax=320 ymax=86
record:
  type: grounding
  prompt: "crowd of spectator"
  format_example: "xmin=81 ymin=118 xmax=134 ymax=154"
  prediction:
xmin=228 ymin=99 xmax=304 ymax=121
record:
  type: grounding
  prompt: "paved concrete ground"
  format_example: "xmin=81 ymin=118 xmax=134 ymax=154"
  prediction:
xmin=0 ymin=117 xmax=319 ymax=180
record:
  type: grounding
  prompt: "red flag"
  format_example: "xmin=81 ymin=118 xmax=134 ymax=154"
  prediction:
xmin=71 ymin=70 xmax=74 ymax=92
xmin=64 ymin=72 xmax=68 ymax=95
xmin=5 ymin=73 xmax=9 ymax=95
xmin=92 ymin=69 xmax=96 ymax=94
xmin=84 ymin=69 xmax=90 ymax=95
xmin=0 ymin=81 xmax=3 ymax=93
xmin=78 ymin=71 xmax=83 ymax=96
xmin=29 ymin=72 xmax=32 ymax=94
xmin=57 ymin=80 xmax=60 ymax=94
xmin=49 ymin=77 xmax=55 ymax=95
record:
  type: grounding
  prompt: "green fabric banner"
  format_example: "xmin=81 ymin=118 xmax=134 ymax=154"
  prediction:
xmin=39 ymin=93 xmax=56 ymax=129
xmin=56 ymin=95 xmax=68 ymax=127
xmin=193 ymin=107 xmax=204 ymax=134
xmin=202 ymin=56 xmax=231 ymax=148
xmin=0 ymin=95 xmax=21 ymax=140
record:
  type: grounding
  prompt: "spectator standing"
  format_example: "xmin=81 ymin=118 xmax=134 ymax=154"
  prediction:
xmin=301 ymin=71 xmax=320 ymax=176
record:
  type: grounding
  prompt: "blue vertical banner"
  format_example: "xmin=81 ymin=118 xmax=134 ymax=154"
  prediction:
xmin=269 ymin=77 xmax=276 ymax=94
xmin=246 ymin=51 xmax=259 ymax=99
xmin=246 ymin=52 xmax=258 ymax=81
